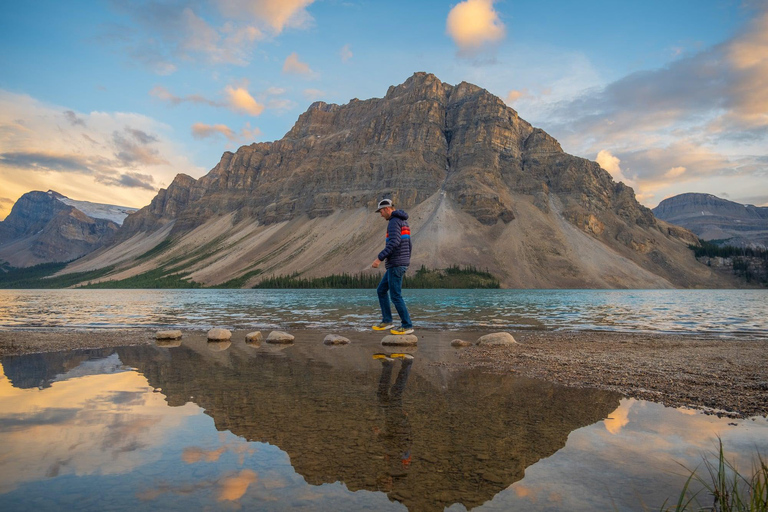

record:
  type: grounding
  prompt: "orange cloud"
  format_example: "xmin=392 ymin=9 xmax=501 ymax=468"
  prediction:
xmin=225 ymin=85 xmax=265 ymax=116
xmin=215 ymin=0 xmax=315 ymax=34
xmin=218 ymin=469 xmax=258 ymax=501
xmin=446 ymin=0 xmax=506 ymax=55
xmin=182 ymin=446 xmax=227 ymax=464
xmin=604 ymin=399 xmax=635 ymax=435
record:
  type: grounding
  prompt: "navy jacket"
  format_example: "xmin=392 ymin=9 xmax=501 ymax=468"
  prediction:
xmin=378 ymin=210 xmax=412 ymax=268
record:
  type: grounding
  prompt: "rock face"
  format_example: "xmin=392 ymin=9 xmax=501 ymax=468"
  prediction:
xmin=63 ymin=73 xmax=739 ymax=289
xmin=0 ymin=190 xmax=134 ymax=267
xmin=653 ymin=193 xmax=768 ymax=248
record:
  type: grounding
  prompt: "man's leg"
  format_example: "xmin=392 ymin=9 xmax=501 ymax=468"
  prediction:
xmin=388 ymin=266 xmax=412 ymax=329
xmin=377 ymin=269 xmax=393 ymax=324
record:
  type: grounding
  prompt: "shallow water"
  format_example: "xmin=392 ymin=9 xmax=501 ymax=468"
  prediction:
xmin=1 ymin=337 xmax=766 ymax=511
xmin=1 ymin=288 xmax=767 ymax=338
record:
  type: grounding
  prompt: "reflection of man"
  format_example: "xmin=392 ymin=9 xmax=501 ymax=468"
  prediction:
xmin=373 ymin=353 xmax=413 ymax=485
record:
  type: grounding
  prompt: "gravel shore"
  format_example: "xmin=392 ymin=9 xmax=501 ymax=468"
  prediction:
xmin=1 ymin=328 xmax=765 ymax=418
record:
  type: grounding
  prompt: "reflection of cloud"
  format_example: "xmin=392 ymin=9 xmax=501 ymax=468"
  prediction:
xmin=446 ymin=0 xmax=505 ymax=56
xmin=0 ymin=362 xmax=198 ymax=494
xmin=182 ymin=446 xmax=227 ymax=463
xmin=604 ymin=398 xmax=634 ymax=435
xmin=218 ymin=469 xmax=258 ymax=501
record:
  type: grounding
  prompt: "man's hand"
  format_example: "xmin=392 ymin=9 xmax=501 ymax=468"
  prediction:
xmin=371 ymin=259 xmax=381 ymax=268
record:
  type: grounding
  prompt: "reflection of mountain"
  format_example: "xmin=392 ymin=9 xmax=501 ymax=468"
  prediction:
xmin=114 ymin=340 xmax=620 ymax=511
xmin=1 ymin=348 xmax=119 ymax=389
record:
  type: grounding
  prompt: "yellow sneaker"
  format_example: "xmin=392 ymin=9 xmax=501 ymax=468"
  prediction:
xmin=390 ymin=327 xmax=414 ymax=335
xmin=372 ymin=322 xmax=394 ymax=331
xmin=390 ymin=353 xmax=414 ymax=360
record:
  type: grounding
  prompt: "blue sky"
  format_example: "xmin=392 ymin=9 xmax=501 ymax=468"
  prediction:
xmin=1 ymin=0 xmax=766 ymax=219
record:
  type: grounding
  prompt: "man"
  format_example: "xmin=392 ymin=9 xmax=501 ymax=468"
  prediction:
xmin=371 ymin=198 xmax=414 ymax=335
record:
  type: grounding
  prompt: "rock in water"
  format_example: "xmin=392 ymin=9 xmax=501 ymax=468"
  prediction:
xmin=381 ymin=334 xmax=418 ymax=346
xmin=323 ymin=334 xmax=350 ymax=345
xmin=156 ymin=330 xmax=182 ymax=340
xmin=451 ymin=339 xmax=472 ymax=347
xmin=207 ymin=328 xmax=232 ymax=341
xmin=245 ymin=331 xmax=263 ymax=343
xmin=476 ymin=332 xmax=517 ymax=346
xmin=267 ymin=331 xmax=295 ymax=344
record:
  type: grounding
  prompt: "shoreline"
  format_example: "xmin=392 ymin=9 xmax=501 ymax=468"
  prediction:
xmin=1 ymin=328 xmax=766 ymax=418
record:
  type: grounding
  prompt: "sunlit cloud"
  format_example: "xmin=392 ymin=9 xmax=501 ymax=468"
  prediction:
xmin=505 ymin=89 xmax=529 ymax=105
xmin=214 ymin=0 xmax=316 ymax=34
xmin=191 ymin=122 xmax=261 ymax=142
xmin=149 ymin=86 xmax=221 ymax=107
xmin=282 ymin=52 xmax=318 ymax=78
xmin=340 ymin=43 xmax=353 ymax=62
xmin=225 ymin=85 xmax=265 ymax=116
xmin=446 ymin=0 xmax=506 ymax=56
xmin=0 ymin=90 xmax=203 ymax=212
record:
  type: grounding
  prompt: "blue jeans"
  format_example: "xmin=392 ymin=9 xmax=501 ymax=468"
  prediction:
xmin=377 ymin=266 xmax=412 ymax=329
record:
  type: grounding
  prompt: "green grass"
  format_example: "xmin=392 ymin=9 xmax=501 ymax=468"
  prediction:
xmin=663 ymin=439 xmax=768 ymax=511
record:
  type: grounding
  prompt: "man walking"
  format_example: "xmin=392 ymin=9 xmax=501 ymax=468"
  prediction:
xmin=371 ymin=198 xmax=414 ymax=335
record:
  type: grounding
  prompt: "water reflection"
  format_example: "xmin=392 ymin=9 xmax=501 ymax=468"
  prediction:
xmin=2 ymin=340 xmax=766 ymax=511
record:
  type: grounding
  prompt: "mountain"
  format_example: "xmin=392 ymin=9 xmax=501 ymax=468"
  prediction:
xmin=63 ymin=72 xmax=735 ymax=288
xmin=653 ymin=193 xmax=768 ymax=248
xmin=0 ymin=190 xmax=137 ymax=267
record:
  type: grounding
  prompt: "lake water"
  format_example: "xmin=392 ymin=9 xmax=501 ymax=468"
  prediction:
xmin=1 ymin=336 xmax=766 ymax=511
xmin=0 ymin=288 xmax=766 ymax=338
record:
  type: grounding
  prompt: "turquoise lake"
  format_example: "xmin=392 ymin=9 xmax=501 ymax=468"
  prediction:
xmin=0 ymin=289 xmax=766 ymax=338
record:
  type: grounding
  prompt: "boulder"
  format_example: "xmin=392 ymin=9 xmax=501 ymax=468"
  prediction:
xmin=476 ymin=332 xmax=517 ymax=346
xmin=245 ymin=331 xmax=263 ymax=343
xmin=156 ymin=330 xmax=182 ymax=340
xmin=267 ymin=331 xmax=295 ymax=344
xmin=207 ymin=328 xmax=232 ymax=341
xmin=323 ymin=334 xmax=350 ymax=345
xmin=451 ymin=339 xmax=472 ymax=347
xmin=381 ymin=334 xmax=418 ymax=346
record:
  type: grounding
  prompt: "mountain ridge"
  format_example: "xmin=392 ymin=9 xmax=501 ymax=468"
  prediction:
xmin=60 ymin=72 xmax=736 ymax=288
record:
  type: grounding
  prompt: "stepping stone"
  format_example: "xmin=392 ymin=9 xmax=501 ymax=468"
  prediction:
xmin=476 ymin=332 xmax=517 ymax=346
xmin=207 ymin=328 xmax=231 ymax=341
xmin=245 ymin=331 xmax=263 ymax=344
xmin=323 ymin=334 xmax=350 ymax=345
xmin=451 ymin=339 xmax=472 ymax=347
xmin=267 ymin=331 xmax=295 ymax=344
xmin=381 ymin=334 xmax=418 ymax=346
xmin=156 ymin=330 xmax=182 ymax=340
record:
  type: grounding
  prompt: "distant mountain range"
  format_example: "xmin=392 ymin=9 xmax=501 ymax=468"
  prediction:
xmin=0 ymin=190 xmax=137 ymax=267
xmin=653 ymin=193 xmax=768 ymax=248
xmin=1 ymin=73 xmax=743 ymax=288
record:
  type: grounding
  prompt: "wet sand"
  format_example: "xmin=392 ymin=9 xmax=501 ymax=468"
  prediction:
xmin=0 ymin=328 xmax=765 ymax=418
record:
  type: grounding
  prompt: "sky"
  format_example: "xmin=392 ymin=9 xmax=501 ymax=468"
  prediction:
xmin=1 ymin=0 xmax=767 ymax=221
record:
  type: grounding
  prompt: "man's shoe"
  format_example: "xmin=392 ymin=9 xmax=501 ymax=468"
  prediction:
xmin=390 ymin=353 xmax=414 ymax=360
xmin=390 ymin=326 xmax=414 ymax=335
xmin=372 ymin=322 xmax=395 ymax=331
xmin=373 ymin=353 xmax=394 ymax=362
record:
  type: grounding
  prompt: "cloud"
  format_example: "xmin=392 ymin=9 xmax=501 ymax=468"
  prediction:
xmin=191 ymin=122 xmax=261 ymax=142
xmin=224 ymin=85 xmax=265 ymax=116
xmin=64 ymin=110 xmax=86 ymax=127
xmin=340 ymin=44 xmax=353 ymax=62
xmin=505 ymin=89 xmax=529 ymax=105
xmin=282 ymin=52 xmax=318 ymax=78
xmin=446 ymin=0 xmax=506 ymax=56
xmin=150 ymin=86 xmax=220 ymax=107
xmin=303 ymin=88 xmax=324 ymax=101
xmin=0 ymin=90 xmax=203 ymax=210
xmin=214 ymin=0 xmax=316 ymax=34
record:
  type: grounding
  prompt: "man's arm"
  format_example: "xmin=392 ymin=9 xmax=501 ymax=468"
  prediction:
xmin=377 ymin=219 xmax=402 ymax=261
